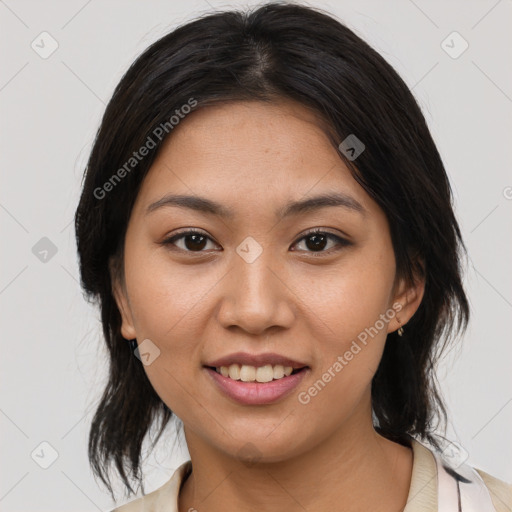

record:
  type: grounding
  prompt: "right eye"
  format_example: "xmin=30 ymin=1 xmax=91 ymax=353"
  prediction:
xmin=161 ymin=229 xmax=220 ymax=253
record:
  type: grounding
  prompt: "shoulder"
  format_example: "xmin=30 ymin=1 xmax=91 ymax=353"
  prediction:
xmin=110 ymin=460 xmax=192 ymax=512
xmin=406 ymin=438 xmax=511 ymax=512
xmin=475 ymin=468 xmax=512 ymax=512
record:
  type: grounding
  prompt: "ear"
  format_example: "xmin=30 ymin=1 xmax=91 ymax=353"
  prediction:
xmin=109 ymin=257 xmax=137 ymax=340
xmin=387 ymin=260 xmax=425 ymax=335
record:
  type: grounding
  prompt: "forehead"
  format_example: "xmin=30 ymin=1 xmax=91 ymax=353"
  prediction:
xmin=133 ymin=100 xmax=372 ymax=216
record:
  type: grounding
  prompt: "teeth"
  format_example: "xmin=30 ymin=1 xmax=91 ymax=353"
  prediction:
xmin=215 ymin=364 xmax=296 ymax=382
xmin=240 ymin=365 xmax=256 ymax=382
xmin=256 ymin=365 xmax=274 ymax=383
xmin=228 ymin=364 xmax=240 ymax=380
xmin=273 ymin=365 xmax=285 ymax=379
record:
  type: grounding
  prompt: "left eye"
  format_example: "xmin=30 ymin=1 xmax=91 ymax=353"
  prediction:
xmin=161 ymin=229 xmax=349 ymax=254
xmin=291 ymin=230 xmax=350 ymax=254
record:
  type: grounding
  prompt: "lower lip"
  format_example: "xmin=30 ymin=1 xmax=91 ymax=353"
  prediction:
xmin=204 ymin=367 xmax=309 ymax=405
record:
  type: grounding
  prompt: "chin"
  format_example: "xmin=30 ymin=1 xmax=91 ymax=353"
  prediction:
xmin=221 ymin=432 xmax=309 ymax=466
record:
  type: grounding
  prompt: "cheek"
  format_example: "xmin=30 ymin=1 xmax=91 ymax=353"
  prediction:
xmin=122 ymin=244 xmax=224 ymax=409
xmin=124 ymin=240 xmax=218 ymax=342
xmin=300 ymin=241 xmax=395 ymax=350
xmin=292 ymin=244 xmax=395 ymax=415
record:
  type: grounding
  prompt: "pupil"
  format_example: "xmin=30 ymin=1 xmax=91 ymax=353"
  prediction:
xmin=186 ymin=234 xmax=207 ymax=251
xmin=306 ymin=234 xmax=327 ymax=251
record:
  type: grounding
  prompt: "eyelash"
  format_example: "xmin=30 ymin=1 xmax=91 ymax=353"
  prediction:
xmin=161 ymin=228 xmax=351 ymax=257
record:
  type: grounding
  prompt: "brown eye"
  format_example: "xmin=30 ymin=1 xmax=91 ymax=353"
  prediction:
xmin=162 ymin=230 xmax=218 ymax=252
xmin=162 ymin=228 xmax=350 ymax=256
xmin=292 ymin=229 xmax=351 ymax=255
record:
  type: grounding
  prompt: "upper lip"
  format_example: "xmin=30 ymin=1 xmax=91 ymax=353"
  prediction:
xmin=205 ymin=352 xmax=309 ymax=369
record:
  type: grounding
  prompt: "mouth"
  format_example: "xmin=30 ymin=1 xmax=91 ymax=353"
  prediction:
xmin=203 ymin=364 xmax=310 ymax=405
xmin=205 ymin=364 xmax=307 ymax=382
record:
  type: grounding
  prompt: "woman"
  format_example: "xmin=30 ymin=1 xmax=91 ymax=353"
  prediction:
xmin=74 ymin=3 xmax=511 ymax=511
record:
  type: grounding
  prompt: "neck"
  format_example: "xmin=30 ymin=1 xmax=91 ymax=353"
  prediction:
xmin=178 ymin=397 xmax=413 ymax=512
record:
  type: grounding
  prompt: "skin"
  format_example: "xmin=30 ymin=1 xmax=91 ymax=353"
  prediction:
xmin=112 ymin=99 xmax=425 ymax=512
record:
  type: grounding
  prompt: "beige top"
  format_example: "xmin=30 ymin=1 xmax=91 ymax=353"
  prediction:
xmin=112 ymin=439 xmax=511 ymax=511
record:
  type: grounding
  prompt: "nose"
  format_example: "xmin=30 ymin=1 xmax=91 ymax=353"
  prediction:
xmin=215 ymin=247 xmax=295 ymax=335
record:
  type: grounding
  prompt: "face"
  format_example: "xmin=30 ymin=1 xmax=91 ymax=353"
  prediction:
xmin=112 ymin=100 xmax=423 ymax=463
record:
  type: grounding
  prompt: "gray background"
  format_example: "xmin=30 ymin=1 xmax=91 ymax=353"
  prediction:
xmin=1 ymin=0 xmax=511 ymax=510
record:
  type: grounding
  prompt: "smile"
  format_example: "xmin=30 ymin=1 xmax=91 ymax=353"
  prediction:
xmin=204 ymin=365 xmax=309 ymax=405
xmin=214 ymin=363 xmax=304 ymax=382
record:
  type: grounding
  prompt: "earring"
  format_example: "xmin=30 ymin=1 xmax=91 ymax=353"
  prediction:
xmin=397 ymin=318 xmax=404 ymax=337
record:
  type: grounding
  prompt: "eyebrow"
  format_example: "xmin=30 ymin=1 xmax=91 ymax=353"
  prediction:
xmin=145 ymin=192 xmax=366 ymax=219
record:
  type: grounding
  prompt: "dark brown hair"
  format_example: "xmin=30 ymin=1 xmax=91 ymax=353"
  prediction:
xmin=74 ymin=1 xmax=469 ymax=500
